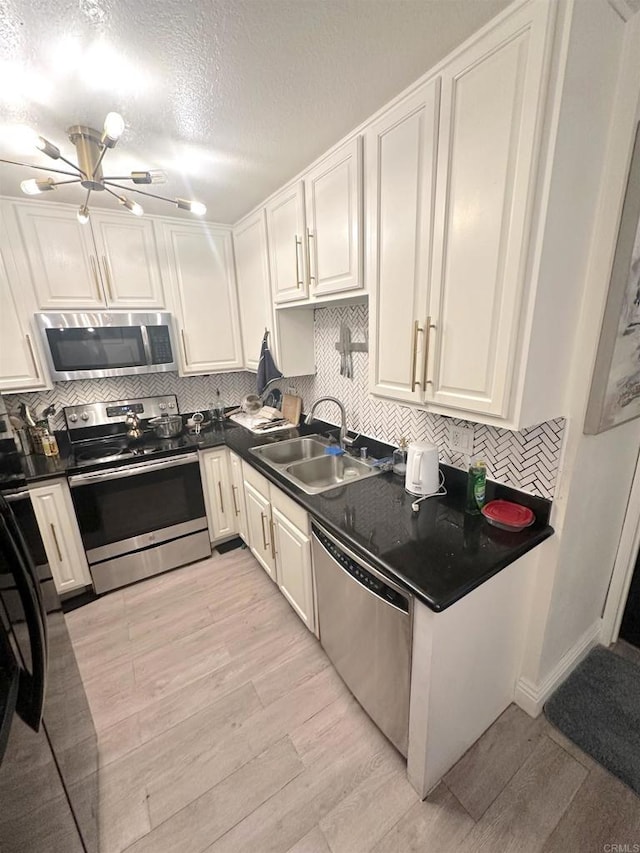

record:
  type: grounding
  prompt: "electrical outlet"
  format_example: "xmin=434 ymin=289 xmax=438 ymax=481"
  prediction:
xmin=449 ymin=422 xmax=474 ymax=455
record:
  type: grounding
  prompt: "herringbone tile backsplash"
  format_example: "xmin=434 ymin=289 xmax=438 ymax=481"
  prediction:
xmin=3 ymin=303 xmax=564 ymax=499
xmin=287 ymin=304 xmax=564 ymax=500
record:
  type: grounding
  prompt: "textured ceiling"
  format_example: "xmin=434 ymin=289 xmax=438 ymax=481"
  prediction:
xmin=0 ymin=0 xmax=509 ymax=223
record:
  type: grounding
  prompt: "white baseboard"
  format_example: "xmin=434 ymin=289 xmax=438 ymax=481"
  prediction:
xmin=514 ymin=620 xmax=602 ymax=717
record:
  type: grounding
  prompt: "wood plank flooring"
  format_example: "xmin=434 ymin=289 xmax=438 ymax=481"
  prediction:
xmin=65 ymin=549 xmax=640 ymax=853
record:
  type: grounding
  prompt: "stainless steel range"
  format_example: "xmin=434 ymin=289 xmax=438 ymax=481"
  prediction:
xmin=65 ymin=395 xmax=210 ymax=594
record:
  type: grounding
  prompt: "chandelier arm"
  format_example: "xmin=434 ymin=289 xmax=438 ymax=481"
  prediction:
xmin=0 ymin=158 xmax=83 ymax=177
xmin=103 ymin=181 xmax=176 ymax=205
xmin=102 ymin=186 xmax=126 ymax=202
xmin=92 ymin=145 xmax=108 ymax=179
xmin=57 ymin=155 xmax=84 ymax=175
xmin=51 ymin=179 xmax=83 ymax=186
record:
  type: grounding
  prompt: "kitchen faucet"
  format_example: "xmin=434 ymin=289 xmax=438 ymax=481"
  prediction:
xmin=304 ymin=397 xmax=355 ymax=451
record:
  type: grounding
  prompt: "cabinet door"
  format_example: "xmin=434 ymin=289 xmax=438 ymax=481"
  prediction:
xmin=29 ymin=481 xmax=92 ymax=594
xmin=266 ymin=181 xmax=308 ymax=303
xmin=90 ymin=212 xmax=165 ymax=308
xmin=367 ymin=80 xmax=440 ymax=404
xmin=233 ymin=211 xmax=273 ymax=370
xmin=13 ymin=203 xmax=106 ymax=309
xmin=0 ymin=208 xmax=49 ymax=391
xmin=272 ymin=507 xmax=314 ymax=632
xmin=427 ymin=6 xmax=549 ymax=417
xmin=305 ymin=137 xmax=363 ymax=296
xmin=243 ymin=481 xmax=276 ymax=581
xmin=229 ymin=452 xmax=247 ymax=542
xmin=161 ymin=222 xmax=243 ymax=374
xmin=201 ymin=449 xmax=237 ymax=542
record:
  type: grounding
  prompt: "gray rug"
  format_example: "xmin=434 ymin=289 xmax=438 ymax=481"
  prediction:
xmin=545 ymin=645 xmax=640 ymax=795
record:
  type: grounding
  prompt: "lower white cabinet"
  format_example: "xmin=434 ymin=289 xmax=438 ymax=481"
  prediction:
xmin=199 ymin=448 xmax=238 ymax=543
xmin=28 ymin=480 xmax=92 ymax=594
xmin=241 ymin=461 xmax=315 ymax=632
xmin=228 ymin=452 xmax=247 ymax=541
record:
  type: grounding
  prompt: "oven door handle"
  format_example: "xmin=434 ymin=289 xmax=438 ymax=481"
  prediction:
xmin=1 ymin=489 xmax=30 ymax=503
xmin=68 ymin=453 xmax=198 ymax=486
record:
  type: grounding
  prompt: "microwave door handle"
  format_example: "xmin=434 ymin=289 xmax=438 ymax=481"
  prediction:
xmin=0 ymin=514 xmax=47 ymax=732
xmin=140 ymin=325 xmax=153 ymax=365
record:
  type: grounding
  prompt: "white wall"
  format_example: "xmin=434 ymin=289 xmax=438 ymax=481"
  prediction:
xmin=518 ymin=3 xmax=640 ymax=702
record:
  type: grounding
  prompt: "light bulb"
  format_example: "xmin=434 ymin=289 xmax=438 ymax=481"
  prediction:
xmin=119 ymin=196 xmax=144 ymax=216
xmin=176 ymin=198 xmax=207 ymax=216
xmin=103 ymin=111 xmax=125 ymax=143
xmin=21 ymin=177 xmax=56 ymax=195
xmin=77 ymin=205 xmax=90 ymax=224
xmin=35 ymin=136 xmax=61 ymax=159
xmin=131 ymin=170 xmax=167 ymax=184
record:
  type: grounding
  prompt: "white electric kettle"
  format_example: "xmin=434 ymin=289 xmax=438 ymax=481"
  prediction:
xmin=405 ymin=441 xmax=440 ymax=496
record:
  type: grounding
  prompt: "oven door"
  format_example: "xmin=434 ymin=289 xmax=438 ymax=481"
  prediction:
xmin=68 ymin=454 xmax=207 ymax=562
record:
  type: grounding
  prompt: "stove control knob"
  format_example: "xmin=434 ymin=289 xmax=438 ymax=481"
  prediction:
xmin=81 ymin=412 xmax=89 ymax=422
xmin=159 ymin=403 xmax=166 ymax=411
xmin=68 ymin=414 xmax=78 ymax=423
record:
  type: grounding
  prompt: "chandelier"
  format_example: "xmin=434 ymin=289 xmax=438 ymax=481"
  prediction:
xmin=0 ymin=112 xmax=207 ymax=224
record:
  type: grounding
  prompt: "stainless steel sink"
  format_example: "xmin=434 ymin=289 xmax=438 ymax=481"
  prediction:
xmin=250 ymin=436 xmax=330 ymax=466
xmin=250 ymin=435 xmax=380 ymax=494
xmin=284 ymin=453 xmax=380 ymax=494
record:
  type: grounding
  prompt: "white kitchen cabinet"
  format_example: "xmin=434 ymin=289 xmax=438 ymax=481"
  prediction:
xmin=243 ymin=480 xmax=277 ymax=581
xmin=266 ymin=181 xmax=308 ymax=304
xmin=272 ymin=506 xmax=314 ymax=633
xmin=200 ymin=447 xmax=237 ymax=543
xmin=304 ymin=136 xmax=363 ymax=297
xmin=0 ymin=206 xmax=49 ymax=391
xmin=13 ymin=202 xmax=105 ymax=309
xmin=367 ymin=79 xmax=440 ymax=405
xmin=10 ymin=200 xmax=166 ymax=310
xmin=228 ymin=452 xmax=247 ymax=541
xmin=233 ymin=210 xmax=273 ymax=370
xmin=160 ymin=220 xmax=244 ymax=374
xmin=89 ymin=211 xmax=165 ymax=308
xmin=28 ymin=480 xmax=92 ymax=594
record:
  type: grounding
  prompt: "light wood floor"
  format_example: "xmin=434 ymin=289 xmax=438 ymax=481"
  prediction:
xmin=65 ymin=548 xmax=640 ymax=853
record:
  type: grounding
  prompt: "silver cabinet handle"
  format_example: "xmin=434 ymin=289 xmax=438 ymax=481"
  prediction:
xmin=294 ymin=236 xmax=303 ymax=288
xmin=50 ymin=523 xmax=63 ymax=562
xmin=231 ymin=485 xmax=240 ymax=516
xmin=102 ymin=255 xmax=114 ymax=302
xmin=89 ymin=255 xmax=103 ymax=302
xmin=269 ymin=518 xmax=277 ymax=560
xmin=25 ymin=334 xmax=40 ymax=379
xmin=422 ymin=317 xmax=435 ymax=390
xmin=410 ymin=319 xmax=420 ymax=390
xmin=217 ymin=481 xmax=225 ymax=515
xmin=180 ymin=329 xmax=189 ymax=364
xmin=306 ymin=227 xmax=315 ymax=285
xmin=260 ymin=512 xmax=270 ymax=551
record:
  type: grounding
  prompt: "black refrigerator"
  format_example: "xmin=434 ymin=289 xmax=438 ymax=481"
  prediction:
xmin=0 ymin=493 xmax=99 ymax=852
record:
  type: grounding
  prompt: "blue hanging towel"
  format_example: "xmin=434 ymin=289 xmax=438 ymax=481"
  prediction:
xmin=257 ymin=330 xmax=283 ymax=396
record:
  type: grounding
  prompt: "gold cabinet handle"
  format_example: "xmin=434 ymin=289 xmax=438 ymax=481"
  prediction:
xmin=260 ymin=512 xmax=270 ymax=551
xmin=89 ymin=256 xmax=103 ymax=302
xmin=180 ymin=329 xmax=189 ymax=363
xmin=306 ymin=227 xmax=315 ymax=285
xmin=294 ymin=236 xmax=303 ymax=288
xmin=217 ymin=481 xmax=225 ymax=515
xmin=269 ymin=518 xmax=277 ymax=560
xmin=422 ymin=317 xmax=436 ymax=390
xmin=50 ymin=523 xmax=63 ymax=562
xmin=231 ymin=484 xmax=240 ymax=516
xmin=25 ymin=334 xmax=40 ymax=379
xmin=102 ymin=255 xmax=114 ymax=302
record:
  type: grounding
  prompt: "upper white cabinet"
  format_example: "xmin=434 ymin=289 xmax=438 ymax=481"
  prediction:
xmin=368 ymin=1 xmax=556 ymax=426
xmin=233 ymin=210 xmax=273 ymax=370
xmin=14 ymin=202 xmax=105 ymax=309
xmin=367 ymin=80 xmax=440 ymax=405
xmin=11 ymin=201 xmax=166 ymax=310
xmin=88 ymin=211 xmax=165 ymax=308
xmin=266 ymin=181 xmax=308 ymax=304
xmin=304 ymin=137 xmax=363 ymax=297
xmin=160 ymin=221 xmax=243 ymax=374
xmin=0 ymin=205 xmax=49 ymax=392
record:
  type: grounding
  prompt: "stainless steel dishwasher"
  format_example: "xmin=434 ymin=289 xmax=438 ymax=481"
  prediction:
xmin=311 ymin=522 xmax=413 ymax=757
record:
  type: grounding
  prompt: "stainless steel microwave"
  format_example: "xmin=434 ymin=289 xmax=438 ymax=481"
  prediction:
xmin=35 ymin=312 xmax=178 ymax=381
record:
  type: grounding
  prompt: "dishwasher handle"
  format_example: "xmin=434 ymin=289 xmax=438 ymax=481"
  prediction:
xmin=312 ymin=523 xmax=412 ymax=615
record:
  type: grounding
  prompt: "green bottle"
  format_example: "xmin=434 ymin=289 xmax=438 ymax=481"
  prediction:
xmin=466 ymin=459 xmax=487 ymax=514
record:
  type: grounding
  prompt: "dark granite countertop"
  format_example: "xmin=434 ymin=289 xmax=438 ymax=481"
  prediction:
xmin=0 ymin=421 xmax=554 ymax=612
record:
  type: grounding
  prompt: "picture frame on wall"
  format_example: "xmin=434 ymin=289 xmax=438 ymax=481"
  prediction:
xmin=584 ymin=121 xmax=640 ymax=435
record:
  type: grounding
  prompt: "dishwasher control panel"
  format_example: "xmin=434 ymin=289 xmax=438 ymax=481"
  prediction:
xmin=313 ymin=527 xmax=409 ymax=613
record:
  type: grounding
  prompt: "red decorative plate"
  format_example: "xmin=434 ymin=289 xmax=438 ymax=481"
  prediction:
xmin=481 ymin=500 xmax=535 ymax=531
